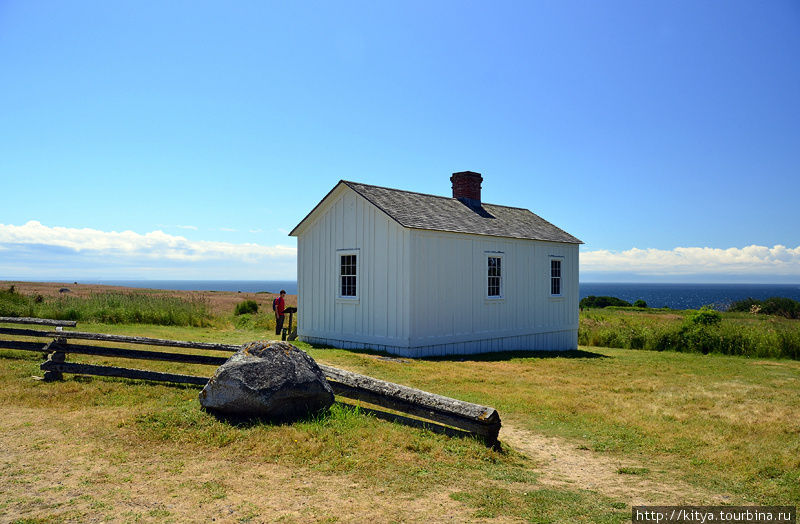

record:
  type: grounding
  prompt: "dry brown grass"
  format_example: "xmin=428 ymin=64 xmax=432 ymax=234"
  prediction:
xmin=1 ymin=280 xmax=297 ymax=318
xmin=1 ymin=406 xmax=484 ymax=523
xmin=0 ymin=333 xmax=628 ymax=523
xmin=2 ymin=314 xmax=799 ymax=521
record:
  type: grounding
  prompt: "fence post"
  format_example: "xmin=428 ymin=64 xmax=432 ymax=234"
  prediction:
xmin=42 ymin=338 xmax=66 ymax=382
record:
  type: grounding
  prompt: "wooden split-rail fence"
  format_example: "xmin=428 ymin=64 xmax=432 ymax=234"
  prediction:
xmin=0 ymin=317 xmax=501 ymax=444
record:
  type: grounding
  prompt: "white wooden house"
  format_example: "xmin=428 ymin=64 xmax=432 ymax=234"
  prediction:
xmin=289 ymin=171 xmax=582 ymax=357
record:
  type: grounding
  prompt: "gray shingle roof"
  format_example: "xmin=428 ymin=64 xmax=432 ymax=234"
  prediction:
xmin=292 ymin=180 xmax=582 ymax=244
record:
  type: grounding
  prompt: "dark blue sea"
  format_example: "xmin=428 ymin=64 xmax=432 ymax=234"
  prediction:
xmin=579 ymin=283 xmax=800 ymax=311
xmin=78 ymin=280 xmax=800 ymax=311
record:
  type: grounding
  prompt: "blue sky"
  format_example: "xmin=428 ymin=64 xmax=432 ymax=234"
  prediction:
xmin=1 ymin=1 xmax=798 ymax=282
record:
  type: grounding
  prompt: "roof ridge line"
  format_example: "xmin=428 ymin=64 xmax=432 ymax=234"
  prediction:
xmin=342 ymin=180 xmax=525 ymax=210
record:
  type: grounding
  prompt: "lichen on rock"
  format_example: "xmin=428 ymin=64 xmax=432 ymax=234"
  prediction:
xmin=199 ymin=340 xmax=334 ymax=422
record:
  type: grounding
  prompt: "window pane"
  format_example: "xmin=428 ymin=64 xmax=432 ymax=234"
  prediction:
xmin=488 ymin=256 xmax=502 ymax=296
xmin=550 ymin=259 xmax=561 ymax=295
xmin=340 ymin=254 xmax=357 ymax=297
xmin=551 ymin=259 xmax=561 ymax=278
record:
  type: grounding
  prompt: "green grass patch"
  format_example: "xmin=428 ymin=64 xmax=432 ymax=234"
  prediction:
xmin=3 ymin=318 xmax=799 ymax=519
xmin=305 ymin=342 xmax=800 ymax=505
xmin=579 ymin=308 xmax=800 ymax=359
xmin=0 ymin=288 xmax=213 ymax=327
xmin=450 ymin=486 xmax=627 ymax=522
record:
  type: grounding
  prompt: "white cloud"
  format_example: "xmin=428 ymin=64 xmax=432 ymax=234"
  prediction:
xmin=582 ymin=245 xmax=800 ymax=275
xmin=249 ymin=229 xmax=263 ymax=234
xmin=0 ymin=221 xmax=295 ymax=262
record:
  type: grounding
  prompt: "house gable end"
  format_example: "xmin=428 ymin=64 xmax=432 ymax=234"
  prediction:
xmin=290 ymin=181 xmax=406 ymax=237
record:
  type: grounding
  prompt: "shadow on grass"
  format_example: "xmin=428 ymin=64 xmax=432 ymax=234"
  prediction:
xmin=201 ymin=406 xmax=326 ymax=428
xmin=302 ymin=342 xmax=607 ymax=362
xmin=202 ymin=401 xmax=498 ymax=448
xmin=69 ymin=374 xmax=205 ymax=390
xmin=425 ymin=349 xmax=608 ymax=362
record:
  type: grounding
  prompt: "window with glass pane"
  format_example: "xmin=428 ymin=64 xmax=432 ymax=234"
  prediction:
xmin=550 ymin=259 xmax=561 ymax=295
xmin=488 ymin=256 xmax=502 ymax=297
xmin=340 ymin=254 xmax=357 ymax=297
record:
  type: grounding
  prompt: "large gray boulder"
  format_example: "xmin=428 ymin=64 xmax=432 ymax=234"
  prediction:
xmin=199 ymin=340 xmax=334 ymax=421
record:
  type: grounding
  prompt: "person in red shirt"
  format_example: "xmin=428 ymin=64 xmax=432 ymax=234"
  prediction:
xmin=274 ymin=290 xmax=286 ymax=336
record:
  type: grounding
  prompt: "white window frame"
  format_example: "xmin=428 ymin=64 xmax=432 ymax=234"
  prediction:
xmin=337 ymin=249 xmax=359 ymax=301
xmin=486 ymin=252 xmax=504 ymax=300
xmin=550 ymin=256 xmax=563 ymax=297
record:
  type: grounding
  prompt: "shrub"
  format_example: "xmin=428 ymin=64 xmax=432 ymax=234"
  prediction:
xmin=633 ymin=300 xmax=648 ymax=308
xmin=234 ymin=300 xmax=259 ymax=315
xmin=688 ymin=307 xmax=722 ymax=326
xmin=728 ymin=297 xmax=762 ymax=313
xmin=580 ymin=296 xmax=632 ymax=309
xmin=728 ymin=297 xmax=799 ymax=319
xmin=760 ymin=297 xmax=800 ymax=319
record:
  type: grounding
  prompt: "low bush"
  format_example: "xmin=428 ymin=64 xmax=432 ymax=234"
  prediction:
xmin=688 ymin=307 xmax=722 ymax=326
xmin=761 ymin=297 xmax=800 ymax=319
xmin=728 ymin=296 xmax=800 ymax=319
xmin=234 ymin=300 xmax=259 ymax=315
xmin=580 ymin=296 xmax=632 ymax=309
xmin=633 ymin=300 xmax=648 ymax=308
xmin=728 ymin=297 xmax=762 ymax=313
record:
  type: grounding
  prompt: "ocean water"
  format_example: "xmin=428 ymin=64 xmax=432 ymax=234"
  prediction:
xmin=78 ymin=280 xmax=800 ymax=311
xmin=579 ymin=283 xmax=800 ymax=310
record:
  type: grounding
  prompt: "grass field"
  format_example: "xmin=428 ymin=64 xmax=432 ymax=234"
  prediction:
xmin=2 ymin=317 xmax=799 ymax=522
xmin=580 ymin=307 xmax=800 ymax=359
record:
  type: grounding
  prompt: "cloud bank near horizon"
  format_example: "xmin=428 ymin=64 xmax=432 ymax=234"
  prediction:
xmin=1 ymin=221 xmax=799 ymax=282
xmin=582 ymin=245 xmax=800 ymax=278
xmin=0 ymin=221 xmax=296 ymax=279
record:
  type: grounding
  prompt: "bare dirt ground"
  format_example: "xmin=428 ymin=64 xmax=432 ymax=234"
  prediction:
xmin=499 ymin=421 xmax=731 ymax=506
xmin=1 ymin=280 xmax=297 ymax=317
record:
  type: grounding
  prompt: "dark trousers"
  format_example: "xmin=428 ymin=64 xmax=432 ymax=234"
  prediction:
xmin=275 ymin=314 xmax=285 ymax=335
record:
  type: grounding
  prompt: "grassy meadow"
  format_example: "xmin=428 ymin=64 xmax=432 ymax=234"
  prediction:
xmin=579 ymin=307 xmax=800 ymax=359
xmin=1 ymin=286 xmax=799 ymax=522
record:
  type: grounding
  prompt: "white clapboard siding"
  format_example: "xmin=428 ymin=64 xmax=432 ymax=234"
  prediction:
xmin=407 ymin=230 xmax=579 ymax=353
xmin=296 ymin=185 xmax=411 ymax=346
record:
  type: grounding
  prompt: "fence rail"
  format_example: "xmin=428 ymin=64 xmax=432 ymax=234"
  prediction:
xmin=0 ymin=316 xmax=77 ymax=327
xmin=0 ymin=317 xmax=501 ymax=443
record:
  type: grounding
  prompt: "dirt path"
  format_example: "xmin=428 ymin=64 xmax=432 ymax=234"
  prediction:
xmin=500 ymin=422 xmax=732 ymax=506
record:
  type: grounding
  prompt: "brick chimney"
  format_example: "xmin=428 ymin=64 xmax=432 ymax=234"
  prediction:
xmin=450 ymin=171 xmax=483 ymax=207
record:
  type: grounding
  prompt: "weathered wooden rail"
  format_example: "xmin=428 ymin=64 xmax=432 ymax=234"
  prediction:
xmin=0 ymin=317 xmax=237 ymax=384
xmin=0 ymin=317 xmax=501 ymax=443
